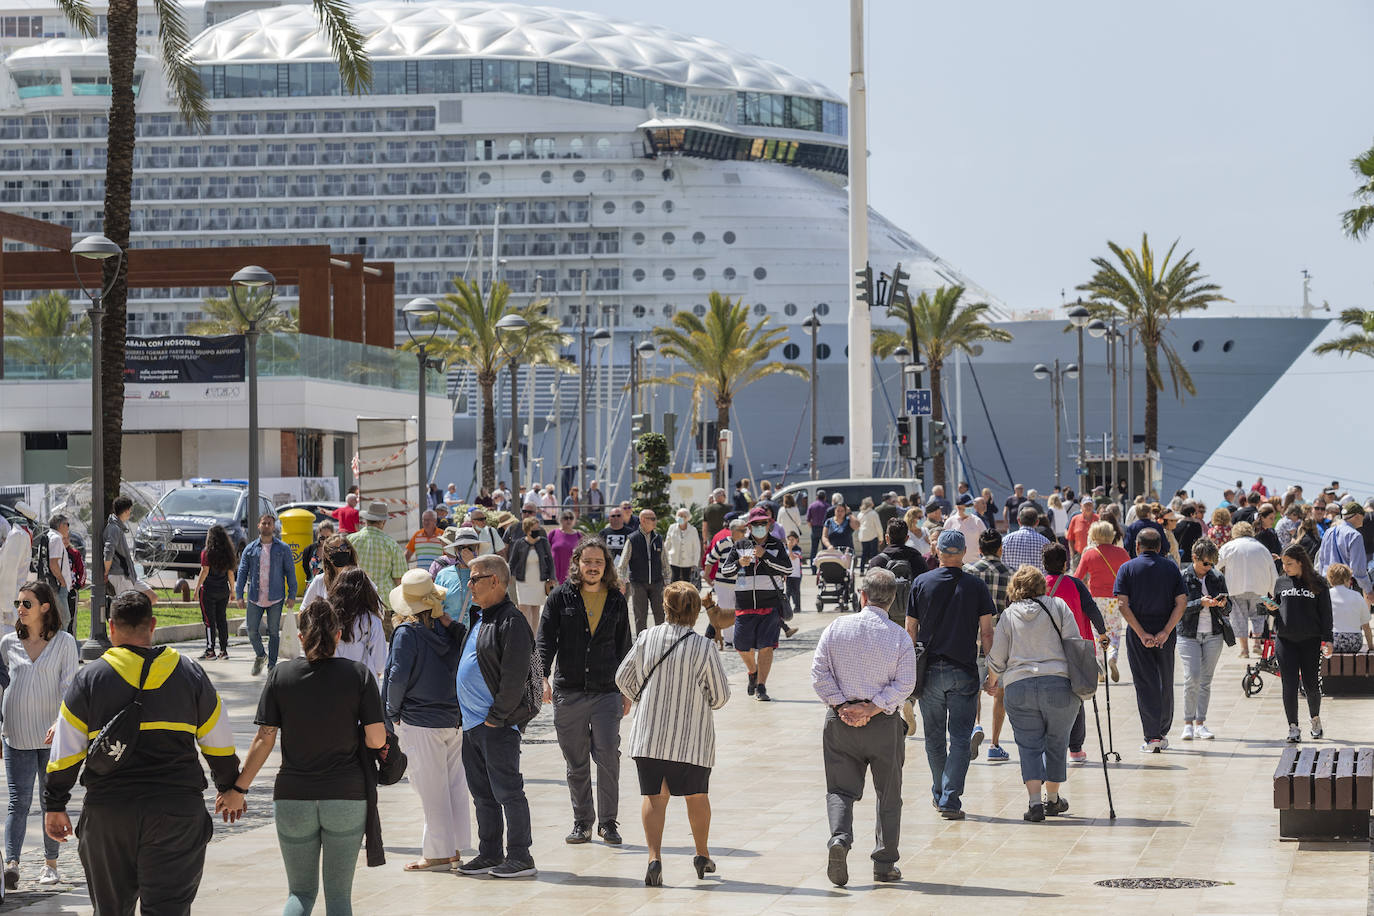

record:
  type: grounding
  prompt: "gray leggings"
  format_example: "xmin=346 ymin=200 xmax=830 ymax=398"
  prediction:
xmin=274 ymin=799 xmax=367 ymax=916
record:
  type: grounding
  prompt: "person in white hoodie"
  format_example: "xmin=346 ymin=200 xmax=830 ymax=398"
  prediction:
xmin=665 ymin=508 xmax=702 ymax=584
xmin=984 ymin=565 xmax=1085 ymax=823
xmin=1216 ymin=521 xmax=1278 ymax=657
xmin=0 ymin=502 xmax=36 ymax=637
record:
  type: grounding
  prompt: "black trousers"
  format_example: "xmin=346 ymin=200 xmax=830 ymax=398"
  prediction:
xmin=670 ymin=565 xmax=695 ymax=584
xmin=1069 ymin=705 xmax=1086 ymax=753
xmin=77 ymin=800 xmax=213 ymax=916
xmin=1276 ymin=636 xmax=1322 ymax=725
xmin=200 ymin=590 xmax=230 ymax=653
xmin=822 ymin=709 xmax=904 ymax=864
xmin=1125 ymin=628 xmax=1176 ymax=741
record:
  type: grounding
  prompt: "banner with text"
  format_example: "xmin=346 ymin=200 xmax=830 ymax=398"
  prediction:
xmin=124 ymin=335 xmax=246 ymax=402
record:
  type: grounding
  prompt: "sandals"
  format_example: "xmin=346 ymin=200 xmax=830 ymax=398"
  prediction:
xmin=403 ymin=858 xmax=453 ymax=872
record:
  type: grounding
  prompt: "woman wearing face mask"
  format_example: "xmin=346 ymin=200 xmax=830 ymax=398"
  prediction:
xmin=720 ymin=507 xmax=794 ymax=701
xmin=434 ymin=527 xmax=481 ymax=628
xmin=665 ymin=508 xmax=702 ymax=584
xmin=301 ymin=534 xmax=359 ymax=607
xmin=549 ymin=512 xmax=582 ymax=584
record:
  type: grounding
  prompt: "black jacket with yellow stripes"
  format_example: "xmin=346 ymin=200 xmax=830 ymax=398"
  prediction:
xmin=44 ymin=645 xmax=240 ymax=812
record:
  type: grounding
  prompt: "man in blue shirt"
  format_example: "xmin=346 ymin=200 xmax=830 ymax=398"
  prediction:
xmin=235 ymin=513 xmax=297 ymax=676
xmin=455 ymin=555 xmax=538 ymax=879
xmin=1113 ymin=528 xmax=1187 ymax=753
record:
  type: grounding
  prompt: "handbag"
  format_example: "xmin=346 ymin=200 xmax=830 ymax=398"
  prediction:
xmin=1036 ymin=594 xmax=1099 ymax=700
xmin=375 ymin=730 xmax=408 ymax=786
xmin=630 ymin=631 xmax=694 ymax=702
xmin=86 ymin=649 xmax=160 ymax=777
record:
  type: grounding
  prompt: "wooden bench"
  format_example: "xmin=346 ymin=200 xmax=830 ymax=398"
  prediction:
xmin=1273 ymin=746 xmax=1373 ymax=839
xmin=1319 ymin=650 xmax=1374 ymax=696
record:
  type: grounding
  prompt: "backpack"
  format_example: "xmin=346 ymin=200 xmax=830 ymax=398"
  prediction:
xmin=35 ymin=529 xmax=55 ymax=586
xmin=87 ymin=649 xmax=161 ymax=777
xmin=885 ymin=558 xmax=914 ymax=625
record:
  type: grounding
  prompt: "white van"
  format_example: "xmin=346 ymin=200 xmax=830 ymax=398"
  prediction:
xmin=770 ymin=477 xmax=923 ymax=514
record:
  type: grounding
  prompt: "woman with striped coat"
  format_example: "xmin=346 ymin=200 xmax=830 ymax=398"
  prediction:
xmin=2 ymin=581 xmax=78 ymax=888
xmin=615 ymin=581 xmax=730 ymax=887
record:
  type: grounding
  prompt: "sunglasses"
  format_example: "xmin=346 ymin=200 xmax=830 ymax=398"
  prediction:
xmin=13 ymin=599 xmax=34 ymax=610
xmin=1200 ymin=562 xmax=1214 ymax=568
xmin=468 ymin=574 xmax=496 ymax=584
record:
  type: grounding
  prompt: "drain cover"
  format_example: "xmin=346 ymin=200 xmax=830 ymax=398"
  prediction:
xmin=1095 ymin=878 xmax=1224 ymax=890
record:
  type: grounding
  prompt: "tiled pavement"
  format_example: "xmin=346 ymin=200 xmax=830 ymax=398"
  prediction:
xmin=3 ymin=580 xmax=1371 ymax=914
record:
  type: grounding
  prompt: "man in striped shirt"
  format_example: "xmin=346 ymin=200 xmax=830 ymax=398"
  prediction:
xmin=405 ymin=510 xmax=447 ymax=570
xmin=719 ymin=507 xmax=792 ymax=702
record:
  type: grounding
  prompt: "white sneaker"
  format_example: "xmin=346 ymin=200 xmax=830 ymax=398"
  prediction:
xmin=1310 ymin=717 xmax=1323 ymax=739
xmin=1195 ymin=725 xmax=1215 ymax=740
xmin=37 ymin=865 xmax=61 ymax=886
xmin=1287 ymin=724 xmax=1302 ymax=743
xmin=1180 ymin=725 xmax=1195 ymax=740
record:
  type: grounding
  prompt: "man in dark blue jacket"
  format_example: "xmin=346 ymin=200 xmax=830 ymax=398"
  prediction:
xmin=455 ymin=555 xmax=538 ymax=879
xmin=235 ymin=513 xmax=297 ymax=676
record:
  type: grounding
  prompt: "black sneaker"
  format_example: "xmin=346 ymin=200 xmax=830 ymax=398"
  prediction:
xmin=489 ymin=858 xmax=537 ymax=879
xmin=1044 ymin=796 xmax=1069 ymax=816
xmin=826 ymin=840 xmax=849 ymax=887
xmin=755 ymin=684 xmax=771 ymax=702
xmin=873 ymin=864 xmax=902 ymax=882
xmin=217 ymin=650 xmax=229 ymax=660
xmin=565 ymin=821 xmax=591 ymax=844
xmin=597 ymin=821 xmax=622 ymax=845
xmin=455 ymin=855 xmax=502 ymax=875
xmin=747 ymin=671 xmax=757 ymax=696
xmin=938 ymin=807 xmax=965 ymax=820
xmin=1024 ymin=803 xmax=1046 ymax=822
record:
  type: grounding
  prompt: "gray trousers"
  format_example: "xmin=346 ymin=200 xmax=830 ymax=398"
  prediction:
xmin=629 ymin=581 xmax=665 ymax=633
xmin=552 ymin=689 xmax=623 ymax=825
xmin=822 ymin=708 xmax=905 ymax=864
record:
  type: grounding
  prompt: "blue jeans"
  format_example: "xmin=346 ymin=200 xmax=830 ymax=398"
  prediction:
xmin=1002 ymin=676 xmax=1080 ymax=785
xmin=918 ymin=661 xmax=978 ymax=810
xmin=274 ymin=799 xmax=366 ymax=916
xmin=1178 ymin=633 xmax=1224 ymax=722
xmin=247 ymin=600 xmax=283 ymax=666
xmin=462 ymin=724 xmax=532 ymax=863
xmin=4 ymin=743 xmax=58 ymax=862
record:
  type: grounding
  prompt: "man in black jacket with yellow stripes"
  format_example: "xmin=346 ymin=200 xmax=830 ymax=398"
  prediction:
xmin=44 ymin=590 xmax=242 ymax=914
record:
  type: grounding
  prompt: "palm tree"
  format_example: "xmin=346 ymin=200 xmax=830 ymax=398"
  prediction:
xmin=1313 ymin=308 xmax=1374 ymax=359
xmin=406 ymin=278 xmax=567 ymax=490
xmin=187 ymin=294 xmax=299 ymax=336
xmin=1341 ymin=142 xmax=1374 ymax=240
xmin=3 ymin=292 xmax=91 ymax=379
xmin=55 ymin=0 xmax=369 ymax=516
xmin=1076 ymin=233 xmax=1229 ymax=452
xmin=872 ymin=286 xmax=1011 ymax=489
xmin=649 ymin=291 xmax=806 ymax=458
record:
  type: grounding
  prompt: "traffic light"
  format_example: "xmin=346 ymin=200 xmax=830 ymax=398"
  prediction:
xmin=929 ymin=420 xmax=947 ymax=457
xmin=854 ymin=263 xmax=874 ymax=306
xmin=896 ymin=416 xmax=911 ymax=459
xmin=889 ymin=262 xmax=910 ymax=309
xmin=631 ymin=413 xmax=649 ymax=438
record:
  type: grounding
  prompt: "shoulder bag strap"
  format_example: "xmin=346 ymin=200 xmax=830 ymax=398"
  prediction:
xmin=1036 ymin=596 xmax=1067 ymax=642
xmin=133 ymin=649 xmax=159 ymax=704
xmin=633 ymin=631 xmax=694 ymax=702
xmin=1093 ymin=546 xmax=1118 ymax=578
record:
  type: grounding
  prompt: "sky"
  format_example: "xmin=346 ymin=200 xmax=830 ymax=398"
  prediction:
xmin=537 ymin=0 xmax=1373 ymax=313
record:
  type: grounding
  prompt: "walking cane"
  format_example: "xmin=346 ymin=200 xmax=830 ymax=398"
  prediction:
xmin=1100 ymin=640 xmax=1120 ymax=762
xmin=1091 ymin=693 xmax=1117 ymax=820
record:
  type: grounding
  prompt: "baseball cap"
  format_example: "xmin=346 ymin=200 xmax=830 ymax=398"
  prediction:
xmin=1343 ymin=502 xmax=1365 ymax=518
xmin=924 ymin=501 xmax=942 ymax=514
xmin=747 ymin=506 xmax=772 ymax=524
xmin=957 ymin=493 xmax=974 ymax=506
xmin=937 ymin=530 xmax=966 ymax=554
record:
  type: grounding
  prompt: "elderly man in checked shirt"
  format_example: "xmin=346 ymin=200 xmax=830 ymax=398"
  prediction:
xmin=811 ymin=567 xmax=916 ymax=888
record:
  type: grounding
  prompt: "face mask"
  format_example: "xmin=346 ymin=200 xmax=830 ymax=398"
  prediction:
xmin=750 ymin=524 xmax=768 ymax=538
xmin=678 ymin=519 xmax=688 ymax=528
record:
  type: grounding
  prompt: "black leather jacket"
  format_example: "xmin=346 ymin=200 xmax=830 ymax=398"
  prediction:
xmin=1179 ymin=564 xmax=1231 ymax=639
xmin=460 ymin=598 xmax=536 ymax=728
xmin=535 ymin=581 xmax=633 ymax=694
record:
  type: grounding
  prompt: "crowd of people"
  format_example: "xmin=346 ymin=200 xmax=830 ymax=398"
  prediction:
xmin=0 ymin=470 xmax=1369 ymax=908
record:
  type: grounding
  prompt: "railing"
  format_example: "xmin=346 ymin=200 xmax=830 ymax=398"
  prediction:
xmin=2 ymin=333 xmax=444 ymax=394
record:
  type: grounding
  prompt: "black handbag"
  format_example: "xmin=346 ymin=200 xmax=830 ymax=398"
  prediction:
xmin=86 ymin=649 xmax=159 ymax=777
xmin=909 ymin=642 xmax=929 ymax=700
xmin=374 ymin=730 xmax=408 ymax=785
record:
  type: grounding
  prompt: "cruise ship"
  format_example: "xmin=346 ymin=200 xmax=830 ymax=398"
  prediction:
xmin=0 ymin=0 xmax=1330 ymax=497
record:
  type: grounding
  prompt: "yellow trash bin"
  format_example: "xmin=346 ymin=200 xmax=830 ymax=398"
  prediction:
xmin=277 ymin=508 xmax=317 ymax=593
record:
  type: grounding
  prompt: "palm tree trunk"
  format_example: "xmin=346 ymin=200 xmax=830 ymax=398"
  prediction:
xmin=929 ymin=361 xmax=945 ymax=490
xmin=478 ymin=371 xmax=496 ymax=490
xmin=1144 ymin=344 xmax=1159 ymax=454
xmin=716 ymin=397 xmax=731 ymax=486
xmin=97 ymin=0 xmax=137 ymax=517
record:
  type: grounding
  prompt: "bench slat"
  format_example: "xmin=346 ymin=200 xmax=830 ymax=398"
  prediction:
xmin=1356 ymin=748 xmax=1373 ymax=811
xmin=1315 ymin=749 xmax=1337 ymax=810
xmin=1293 ymin=748 xmax=1318 ymax=810
xmin=1335 ymin=748 xmax=1356 ymax=809
xmin=1273 ymin=746 xmax=1300 ymax=808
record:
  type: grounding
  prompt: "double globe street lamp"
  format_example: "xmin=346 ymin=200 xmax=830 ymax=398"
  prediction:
xmin=403 ymin=296 xmax=440 ymax=516
xmin=495 ymin=313 xmax=530 ymax=493
xmin=71 ymin=234 xmax=123 ymax=659
xmin=1033 ymin=360 xmax=1079 ymax=490
xmin=1066 ymin=302 xmax=1092 ymax=494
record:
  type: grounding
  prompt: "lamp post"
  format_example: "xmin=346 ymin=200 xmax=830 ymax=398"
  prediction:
xmin=1033 ymin=360 xmax=1079 ymax=489
xmin=578 ymin=320 xmax=611 ymax=504
xmin=495 ymin=313 xmax=530 ymax=495
xmin=633 ymin=339 xmax=656 ymax=417
xmin=71 ymin=234 xmax=123 ymax=660
xmin=402 ymin=296 xmax=439 ymax=518
xmin=228 ymin=266 xmax=277 ymax=527
xmin=802 ymin=311 xmax=820 ymax=481
xmin=1067 ymin=302 xmax=1092 ymax=495
xmin=891 ymin=344 xmax=910 ymax=476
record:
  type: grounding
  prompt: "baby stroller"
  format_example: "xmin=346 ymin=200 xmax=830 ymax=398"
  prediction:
xmin=814 ymin=548 xmax=856 ymax=613
xmin=1242 ymin=602 xmax=1281 ymax=697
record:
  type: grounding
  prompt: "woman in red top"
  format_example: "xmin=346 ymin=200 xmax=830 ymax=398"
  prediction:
xmin=1207 ymin=506 xmax=1233 ymax=548
xmin=1044 ymin=542 xmax=1106 ymax=764
xmin=1073 ymin=520 xmax=1131 ymax=682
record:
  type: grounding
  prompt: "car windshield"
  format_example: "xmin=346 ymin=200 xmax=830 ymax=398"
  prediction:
xmin=156 ymin=489 xmax=241 ymax=518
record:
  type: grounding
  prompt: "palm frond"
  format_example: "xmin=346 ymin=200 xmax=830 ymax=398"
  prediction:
xmin=312 ymin=0 xmax=372 ymax=94
xmin=150 ymin=0 xmax=208 ymax=128
xmin=1312 ymin=308 xmax=1374 ymax=358
xmin=187 ymin=294 xmax=297 ymax=335
xmin=53 ymin=0 xmax=95 ymax=36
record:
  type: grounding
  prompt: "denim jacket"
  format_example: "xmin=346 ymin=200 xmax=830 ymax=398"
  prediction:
xmin=234 ymin=538 xmax=298 ymax=605
xmin=1179 ymin=564 xmax=1230 ymax=640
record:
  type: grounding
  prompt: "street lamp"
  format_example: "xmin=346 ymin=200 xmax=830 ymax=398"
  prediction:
xmin=1033 ymin=360 xmax=1079 ymax=489
xmin=402 ymin=296 xmax=439 ymax=518
xmin=228 ymin=266 xmax=277 ymax=530
xmin=1067 ymin=302 xmax=1092 ymax=495
xmin=633 ymin=338 xmax=656 ymax=417
xmin=71 ymin=233 xmax=123 ymax=660
xmin=495 ymin=313 xmax=530 ymax=493
xmin=578 ymin=326 xmax=612 ymax=502
xmin=802 ymin=312 xmax=820 ymax=480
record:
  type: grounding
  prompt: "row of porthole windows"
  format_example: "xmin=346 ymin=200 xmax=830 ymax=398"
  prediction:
xmin=630 ymin=265 xmax=768 ymax=283
xmin=624 ymin=302 xmax=776 ymax=320
xmin=524 ymin=167 xmax=673 ymax=184
xmin=1192 ymin=340 xmax=1236 ymax=352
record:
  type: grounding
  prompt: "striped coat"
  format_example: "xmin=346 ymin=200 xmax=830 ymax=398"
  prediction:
xmin=615 ymin=623 xmax=730 ymax=768
xmin=0 ymin=631 xmax=78 ymax=749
